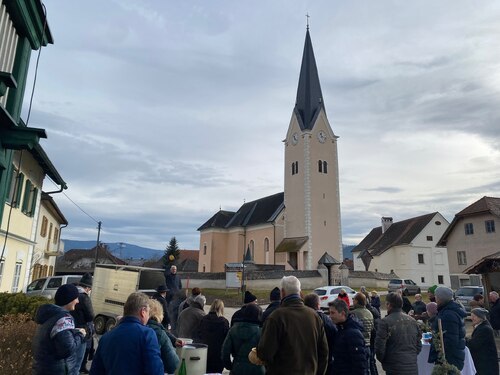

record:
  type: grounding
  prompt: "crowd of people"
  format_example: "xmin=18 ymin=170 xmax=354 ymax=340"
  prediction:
xmin=31 ymin=267 xmax=500 ymax=375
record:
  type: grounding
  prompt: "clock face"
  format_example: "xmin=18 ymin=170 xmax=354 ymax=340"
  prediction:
xmin=292 ymin=132 xmax=299 ymax=145
xmin=317 ymin=131 xmax=327 ymax=143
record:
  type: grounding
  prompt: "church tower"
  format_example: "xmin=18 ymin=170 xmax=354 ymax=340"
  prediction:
xmin=283 ymin=28 xmax=342 ymax=270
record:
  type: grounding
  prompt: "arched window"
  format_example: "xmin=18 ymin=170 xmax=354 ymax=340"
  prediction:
xmin=203 ymin=243 xmax=207 ymax=255
xmin=264 ymin=238 xmax=269 ymax=252
xmin=249 ymin=240 xmax=255 ymax=260
xmin=291 ymin=163 xmax=295 ymax=175
xmin=318 ymin=160 xmax=322 ymax=172
xmin=323 ymin=161 xmax=328 ymax=173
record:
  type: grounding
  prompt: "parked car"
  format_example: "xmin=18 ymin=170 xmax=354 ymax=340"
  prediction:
xmin=455 ymin=286 xmax=484 ymax=313
xmin=314 ymin=286 xmax=356 ymax=310
xmin=25 ymin=275 xmax=82 ymax=299
xmin=387 ymin=279 xmax=421 ymax=296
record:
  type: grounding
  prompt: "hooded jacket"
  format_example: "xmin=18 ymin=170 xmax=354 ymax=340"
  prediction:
xmin=428 ymin=300 xmax=467 ymax=370
xmin=32 ymin=304 xmax=85 ymax=375
xmin=222 ymin=321 xmax=264 ymax=375
xmin=147 ymin=319 xmax=179 ymax=374
xmin=331 ymin=314 xmax=368 ymax=375
xmin=177 ymin=301 xmax=205 ymax=339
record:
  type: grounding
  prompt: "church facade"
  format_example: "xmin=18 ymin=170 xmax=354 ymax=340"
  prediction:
xmin=198 ymin=29 xmax=342 ymax=272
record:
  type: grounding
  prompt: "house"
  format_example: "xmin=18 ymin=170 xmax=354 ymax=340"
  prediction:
xmin=32 ymin=192 xmax=68 ymax=280
xmin=463 ymin=251 xmax=500 ymax=299
xmin=352 ymin=213 xmax=451 ymax=287
xmin=142 ymin=249 xmax=200 ymax=272
xmin=55 ymin=245 xmax=127 ymax=275
xmin=437 ymin=196 xmax=500 ymax=289
xmin=198 ymin=28 xmax=342 ymax=272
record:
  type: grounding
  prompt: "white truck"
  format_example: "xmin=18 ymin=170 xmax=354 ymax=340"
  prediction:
xmin=91 ymin=264 xmax=165 ymax=334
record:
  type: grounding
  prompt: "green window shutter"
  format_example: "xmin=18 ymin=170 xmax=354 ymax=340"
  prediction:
xmin=14 ymin=173 xmax=24 ymax=208
xmin=30 ymin=187 xmax=38 ymax=217
xmin=22 ymin=179 xmax=31 ymax=214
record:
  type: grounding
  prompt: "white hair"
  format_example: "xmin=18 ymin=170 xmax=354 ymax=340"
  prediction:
xmin=280 ymin=276 xmax=301 ymax=296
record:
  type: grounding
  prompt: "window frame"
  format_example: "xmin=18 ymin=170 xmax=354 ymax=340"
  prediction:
xmin=485 ymin=220 xmax=495 ymax=233
xmin=457 ymin=251 xmax=467 ymax=265
xmin=417 ymin=254 xmax=425 ymax=264
xmin=464 ymin=223 xmax=474 ymax=235
xmin=11 ymin=262 xmax=22 ymax=293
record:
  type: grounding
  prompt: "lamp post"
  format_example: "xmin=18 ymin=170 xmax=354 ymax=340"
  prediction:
xmin=241 ymin=245 xmax=252 ymax=303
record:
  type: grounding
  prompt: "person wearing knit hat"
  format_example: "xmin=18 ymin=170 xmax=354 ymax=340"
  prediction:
xmin=467 ymin=308 xmax=499 ymax=375
xmin=231 ymin=290 xmax=261 ymax=326
xmin=244 ymin=290 xmax=257 ymax=304
xmin=33 ymin=284 xmax=86 ymax=374
xmin=428 ymin=286 xmax=467 ymax=371
xmin=427 ymin=285 xmax=438 ymax=303
xmin=71 ymin=275 xmax=95 ymax=373
xmin=261 ymin=287 xmax=281 ymax=323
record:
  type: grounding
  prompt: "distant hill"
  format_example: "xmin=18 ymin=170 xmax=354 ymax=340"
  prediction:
xmin=62 ymin=239 xmax=163 ymax=260
xmin=343 ymin=244 xmax=357 ymax=260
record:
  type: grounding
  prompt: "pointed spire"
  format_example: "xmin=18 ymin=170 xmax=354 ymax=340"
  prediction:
xmin=295 ymin=28 xmax=324 ymax=130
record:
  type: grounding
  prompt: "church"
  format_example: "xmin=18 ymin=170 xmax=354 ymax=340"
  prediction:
xmin=198 ymin=28 xmax=342 ymax=272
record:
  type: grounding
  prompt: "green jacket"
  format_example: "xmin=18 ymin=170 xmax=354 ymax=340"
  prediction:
xmin=222 ymin=321 xmax=264 ymax=375
xmin=351 ymin=304 xmax=374 ymax=346
xmin=147 ymin=319 xmax=180 ymax=374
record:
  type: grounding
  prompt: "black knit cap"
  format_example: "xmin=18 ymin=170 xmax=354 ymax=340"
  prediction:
xmin=55 ymin=284 xmax=79 ymax=306
xmin=79 ymin=273 xmax=93 ymax=288
xmin=244 ymin=290 xmax=257 ymax=304
xmin=270 ymin=287 xmax=280 ymax=301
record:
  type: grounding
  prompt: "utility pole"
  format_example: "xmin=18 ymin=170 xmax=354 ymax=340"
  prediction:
xmin=94 ymin=221 xmax=102 ymax=269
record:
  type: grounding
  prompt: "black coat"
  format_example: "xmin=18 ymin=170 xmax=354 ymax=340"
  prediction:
xmin=331 ymin=315 xmax=368 ymax=375
xmin=317 ymin=310 xmax=337 ymax=373
xmin=489 ymin=299 xmax=500 ymax=330
xmin=466 ymin=320 xmax=499 ymax=375
xmin=152 ymin=292 xmax=170 ymax=327
xmin=261 ymin=301 xmax=280 ymax=323
xmin=197 ymin=312 xmax=229 ymax=373
xmin=71 ymin=288 xmax=94 ymax=328
xmin=402 ymin=296 xmax=412 ymax=314
xmin=164 ymin=271 xmax=182 ymax=292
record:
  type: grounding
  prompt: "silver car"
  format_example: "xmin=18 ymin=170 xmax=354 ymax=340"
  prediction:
xmin=455 ymin=286 xmax=484 ymax=313
xmin=387 ymin=279 xmax=421 ymax=296
xmin=25 ymin=275 xmax=82 ymax=299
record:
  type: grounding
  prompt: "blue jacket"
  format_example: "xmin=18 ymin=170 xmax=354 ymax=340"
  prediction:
xmin=331 ymin=314 xmax=368 ymax=375
xmin=90 ymin=316 xmax=164 ymax=375
xmin=32 ymin=304 xmax=85 ymax=375
xmin=429 ymin=300 xmax=466 ymax=370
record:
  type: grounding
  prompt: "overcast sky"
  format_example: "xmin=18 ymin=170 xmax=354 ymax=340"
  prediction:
xmin=25 ymin=1 xmax=500 ymax=251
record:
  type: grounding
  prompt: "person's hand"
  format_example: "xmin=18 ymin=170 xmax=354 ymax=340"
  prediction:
xmin=77 ymin=328 xmax=86 ymax=336
xmin=248 ymin=348 xmax=265 ymax=366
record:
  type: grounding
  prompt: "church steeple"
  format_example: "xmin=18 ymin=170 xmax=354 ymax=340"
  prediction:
xmin=294 ymin=29 xmax=325 ymax=131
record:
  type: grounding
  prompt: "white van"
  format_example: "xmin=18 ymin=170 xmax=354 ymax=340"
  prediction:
xmin=25 ymin=275 xmax=82 ymax=299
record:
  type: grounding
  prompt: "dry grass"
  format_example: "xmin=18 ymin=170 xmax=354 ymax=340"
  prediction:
xmin=0 ymin=313 xmax=37 ymax=374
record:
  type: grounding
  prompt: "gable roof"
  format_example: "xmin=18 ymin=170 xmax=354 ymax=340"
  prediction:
xmin=41 ymin=192 xmax=68 ymax=225
xmin=437 ymin=196 xmax=500 ymax=246
xmin=198 ymin=192 xmax=284 ymax=231
xmin=352 ymin=212 xmax=438 ymax=259
xmin=294 ymin=29 xmax=325 ymax=131
xmin=55 ymin=245 xmax=127 ymax=274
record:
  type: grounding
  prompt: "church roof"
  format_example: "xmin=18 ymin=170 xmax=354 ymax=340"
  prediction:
xmin=294 ymin=29 xmax=325 ymax=131
xmin=352 ymin=212 xmax=438 ymax=258
xmin=198 ymin=192 xmax=284 ymax=231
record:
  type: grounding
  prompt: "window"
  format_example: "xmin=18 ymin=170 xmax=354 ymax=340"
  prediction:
xmin=435 ymin=251 xmax=444 ymax=265
xmin=46 ymin=223 xmax=53 ymax=251
xmin=11 ymin=262 xmax=22 ymax=293
xmin=318 ymin=160 xmax=322 ymax=173
xmin=426 ymin=236 xmax=433 ymax=241
xmin=435 ymin=221 xmax=442 ymax=225
xmin=40 ymin=216 xmax=48 ymax=237
xmin=264 ymin=238 xmax=269 ymax=252
xmin=203 ymin=243 xmax=207 ymax=255
xmin=485 ymin=220 xmax=495 ymax=233
xmin=203 ymin=265 xmax=206 ymax=272
xmin=53 ymin=228 xmax=59 ymax=244
xmin=438 ymin=275 xmax=444 ymax=284
xmin=6 ymin=167 xmax=18 ymax=205
xmin=249 ymin=240 xmax=255 ymax=260
xmin=457 ymin=251 xmax=467 ymax=265
xmin=10 ymin=172 xmax=24 ymax=208
xmin=464 ymin=223 xmax=474 ymax=235
xmin=21 ymin=179 xmax=38 ymax=217
xmin=418 ymin=254 xmax=424 ymax=264
xmin=291 ymin=161 xmax=299 ymax=175
xmin=46 ymin=277 xmax=62 ymax=289
xmin=27 ymin=278 xmax=46 ymax=292
xmin=323 ymin=161 xmax=328 ymax=173
xmin=421 ymin=277 xmax=425 ymax=283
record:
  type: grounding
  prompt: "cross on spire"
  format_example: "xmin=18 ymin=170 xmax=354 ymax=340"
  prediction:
xmin=306 ymin=13 xmax=310 ymax=30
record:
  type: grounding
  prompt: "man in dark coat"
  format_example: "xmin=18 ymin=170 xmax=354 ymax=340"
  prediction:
xmin=328 ymin=299 xmax=367 ymax=375
xmin=255 ymin=276 xmax=328 ymax=375
xmin=261 ymin=287 xmax=281 ymax=323
xmin=70 ymin=273 xmax=95 ymax=373
xmin=410 ymin=293 xmax=427 ymax=320
xmin=488 ymin=291 xmax=500 ymax=333
xmin=375 ymin=292 xmax=421 ymax=375
xmin=466 ymin=307 xmax=499 ymax=375
xmin=231 ymin=290 xmax=260 ymax=326
xmin=152 ymin=285 xmax=170 ymax=328
xmin=304 ymin=293 xmax=337 ymax=374
xmin=428 ymin=286 xmax=466 ymax=371
xmin=164 ymin=265 xmax=182 ymax=293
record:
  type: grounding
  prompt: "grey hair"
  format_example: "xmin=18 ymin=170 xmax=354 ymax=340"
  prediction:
xmin=280 ymin=276 xmax=301 ymax=295
xmin=193 ymin=294 xmax=206 ymax=308
xmin=123 ymin=292 xmax=150 ymax=317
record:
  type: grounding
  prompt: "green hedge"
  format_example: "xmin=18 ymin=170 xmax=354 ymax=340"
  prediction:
xmin=0 ymin=293 xmax=51 ymax=318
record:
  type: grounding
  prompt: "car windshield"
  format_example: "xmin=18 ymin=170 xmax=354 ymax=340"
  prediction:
xmin=314 ymin=289 xmax=327 ymax=296
xmin=27 ymin=278 xmax=46 ymax=291
xmin=456 ymin=288 xmax=481 ymax=297
xmin=389 ymin=279 xmax=402 ymax=284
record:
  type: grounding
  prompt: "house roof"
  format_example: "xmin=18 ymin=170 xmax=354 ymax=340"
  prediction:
xmin=198 ymin=192 xmax=284 ymax=231
xmin=317 ymin=252 xmax=341 ymax=265
xmin=437 ymin=196 xmax=500 ymax=246
xmin=55 ymin=245 xmax=126 ymax=274
xmin=463 ymin=251 xmax=500 ymax=274
xmin=294 ymin=29 xmax=325 ymax=131
xmin=41 ymin=192 xmax=68 ymax=225
xmin=352 ymin=212 xmax=438 ymax=259
xmin=275 ymin=236 xmax=308 ymax=253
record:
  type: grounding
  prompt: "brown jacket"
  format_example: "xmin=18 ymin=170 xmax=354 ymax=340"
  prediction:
xmin=257 ymin=295 xmax=328 ymax=375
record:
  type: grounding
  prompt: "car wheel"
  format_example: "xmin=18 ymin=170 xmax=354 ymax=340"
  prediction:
xmin=94 ymin=316 xmax=106 ymax=335
xmin=105 ymin=318 xmax=117 ymax=332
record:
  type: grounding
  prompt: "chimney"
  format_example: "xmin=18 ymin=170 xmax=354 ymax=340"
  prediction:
xmin=381 ymin=217 xmax=393 ymax=233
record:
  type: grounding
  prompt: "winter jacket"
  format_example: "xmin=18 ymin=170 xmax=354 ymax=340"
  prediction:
xmin=351 ymin=304 xmax=374 ymax=346
xmin=466 ymin=320 xmax=499 ymax=375
xmin=411 ymin=300 xmax=427 ymax=316
xmin=198 ymin=312 xmax=229 ymax=373
xmin=370 ymin=296 xmax=381 ymax=314
xmin=147 ymin=319 xmax=179 ymax=374
xmin=316 ymin=310 xmax=337 ymax=373
xmin=152 ymin=292 xmax=170 ymax=327
xmin=489 ymin=299 xmax=500 ymax=330
xmin=375 ymin=307 xmax=421 ymax=375
xmin=32 ymin=304 xmax=85 ymax=375
xmin=70 ymin=287 xmax=94 ymax=340
xmin=177 ymin=301 xmax=205 ymax=339
xmin=89 ymin=316 xmax=163 ymax=375
xmin=261 ymin=300 xmax=280 ymax=323
xmin=257 ymin=295 xmax=328 ymax=375
xmin=222 ymin=321 xmax=264 ymax=375
xmin=164 ymin=271 xmax=182 ymax=292
xmin=428 ymin=300 xmax=466 ymax=371
xmin=330 ymin=314 xmax=367 ymax=375
xmin=402 ymin=296 xmax=412 ymax=314
xmin=337 ymin=293 xmax=350 ymax=308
